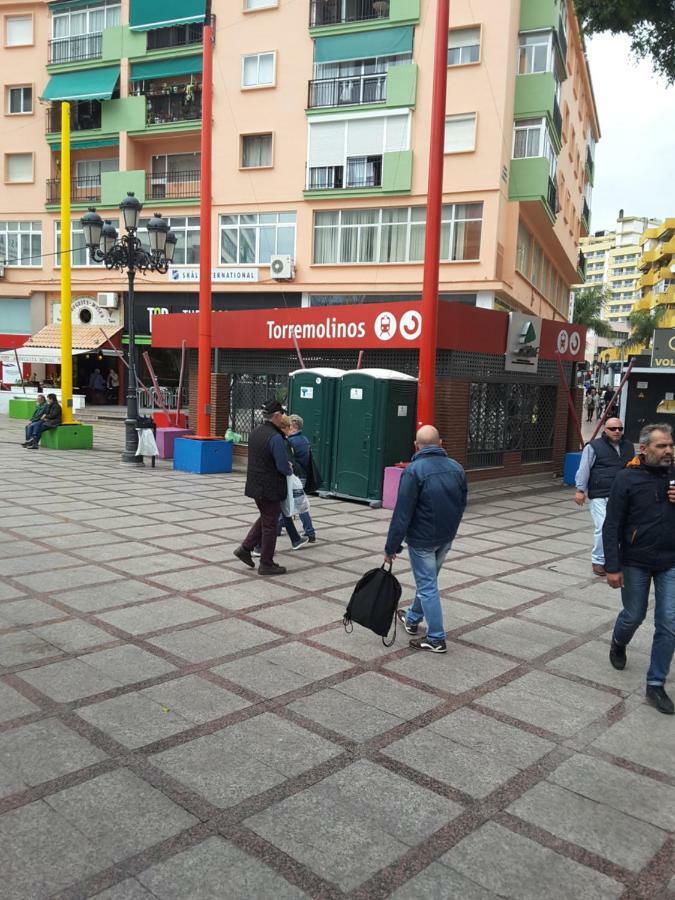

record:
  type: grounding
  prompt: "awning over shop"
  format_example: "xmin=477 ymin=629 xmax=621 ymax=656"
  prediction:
xmin=130 ymin=55 xmax=203 ymax=82
xmin=1 ymin=325 xmax=124 ymax=366
xmin=130 ymin=0 xmax=206 ymax=31
xmin=314 ymin=26 xmax=413 ymax=63
xmin=41 ymin=66 xmax=120 ymax=102
xmin=0 ymin=347 xmax=90 ymax=366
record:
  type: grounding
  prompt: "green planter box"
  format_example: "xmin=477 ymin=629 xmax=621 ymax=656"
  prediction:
xmin=41 ymin=424 xmax=94 ymax=450
xmin=9 ymin=398 xmax=40 ymax=419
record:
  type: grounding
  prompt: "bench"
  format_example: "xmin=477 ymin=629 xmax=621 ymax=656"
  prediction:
xmin=9 ymin=398 xmax=41 ymax=419
xmin=41 ymin=424 xmax=93 ymax=450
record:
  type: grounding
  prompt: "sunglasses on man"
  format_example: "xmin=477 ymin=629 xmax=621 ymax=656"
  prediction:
xmin=606 ymin=426 xmax=623 ymax=432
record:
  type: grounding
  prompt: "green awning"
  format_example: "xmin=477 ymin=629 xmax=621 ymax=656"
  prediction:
xmin=314 ymin=26 xmax=413 ymax=63
xmin=50 ymin=138 xmax=119 ymax=151
xmin=130 ymin=0 xmax=206 ymax=31
xmin=49 ymin=0 xmax=106 ymax=11
xmin=41 ymin=66 xmax=120 ymax=102
xmin=130 ymin=55 xmax=202 ymax=82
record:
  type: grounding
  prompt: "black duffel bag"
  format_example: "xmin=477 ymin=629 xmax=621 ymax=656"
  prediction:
xmin=343 ymin=564 xmax=401 ymax=647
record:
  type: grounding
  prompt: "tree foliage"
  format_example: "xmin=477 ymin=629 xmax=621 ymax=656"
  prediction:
xmin=574 ymin=0 xmax=675 ymax=84
xmin=623 ymin=306 xmax=667 ymax=350
xmin=571 ymin=286 xmax=613 ymax=337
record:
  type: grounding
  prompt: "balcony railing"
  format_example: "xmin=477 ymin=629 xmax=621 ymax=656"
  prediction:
xmin=552 ymin=96 xmax=562 ymax=144
xmin=48 ymin=32 xmax=103 ymax=64
xmin=146 ymin=169 xmax=201 ymax=200
xmin=46 ymin=175 xmax=106 ymax=205
xmin=547 ymin=177 xmax=557 ymax=216
xmin=308 ymin=73 xmax=386 ymax=108
xmin=147 ymin=23 xmax=203 ymax=51
xmin=557 ymin=19 xmax=568 ymax=62
xmin=582 ymin=199 xmax=591 ymax=226
xmin=577 ymin=249 xmax=586 ymax=280
xmin=310 ymin=0 xmax=390 ymax=27
xmin=144 ymin=85 xmax=202 ymax=126
xmin=586 ymin=145 xmax=594 ymax=176
xmin=308 ymin=157 xmax=382 ymax=190
xmin=47 ymin=101 xmax=102 ymax=134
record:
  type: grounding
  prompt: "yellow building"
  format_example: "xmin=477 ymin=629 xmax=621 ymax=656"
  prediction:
xmin=637 ymin=219 xmax=675 ymax=328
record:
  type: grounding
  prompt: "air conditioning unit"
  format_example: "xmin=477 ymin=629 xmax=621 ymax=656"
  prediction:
xmin=96 ymin=292 xmax=119 ymax=308
xmin=270 ymin=255 xmax=294 ymax=281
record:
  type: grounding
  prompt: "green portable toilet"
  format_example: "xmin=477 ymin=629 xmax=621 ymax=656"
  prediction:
xmin=331 ymin=369 xmax=417 ymax=506
xmin=288 ymin=368 xmax=345 ymax=491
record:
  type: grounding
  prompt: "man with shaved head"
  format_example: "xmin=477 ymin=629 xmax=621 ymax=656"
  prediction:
xmin=384 ymin=425 xmax=467 ymax=653
xmin=575 ymin=417 xmax=634 ymax=575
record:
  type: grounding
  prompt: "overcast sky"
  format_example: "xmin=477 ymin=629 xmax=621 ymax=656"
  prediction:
xmin=586 ymin=34 xmax=675 ymax=233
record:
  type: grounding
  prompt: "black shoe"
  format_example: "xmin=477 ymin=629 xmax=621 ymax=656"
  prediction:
xmin=21 ymin=440 xmax=33 ymax=447
xmin=27 ymin=442 xmax=39 ymax=449
xmin=291 ymin=537 xmax=309 ymax=550
xmin=609 ymin=640 xmax=626 ymax=671
xmin=258 ymin=563 xmax=287 ymax=577
xmin=645 ymin=685 xmax=674 ymax=715
xmin=307 ymin=535 xmax=317 ymax=543
xmin=396 ymin=608 xmax=418 ymax=635
xmin=234 ymin=546 xmax=255 ymax=569
xmin=409 ymin=636 xmax=447 ymax=654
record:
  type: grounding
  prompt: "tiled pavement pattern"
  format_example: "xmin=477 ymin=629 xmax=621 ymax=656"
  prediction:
xmin=0 ymin=419 xmax=673 ymax=899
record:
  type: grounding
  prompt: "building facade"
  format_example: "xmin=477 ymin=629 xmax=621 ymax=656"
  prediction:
xmin=636 ymin=218 xmax=675 ymax=329
xmin=0 ymin=0 xmax=598 ymax=378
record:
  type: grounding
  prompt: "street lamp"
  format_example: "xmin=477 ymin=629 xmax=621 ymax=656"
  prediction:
xmin=81 ymin=193 xmax=178 ymax=464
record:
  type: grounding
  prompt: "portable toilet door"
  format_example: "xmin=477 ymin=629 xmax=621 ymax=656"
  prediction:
xmin=331 ymin=369 xmax=417 ymax=505
xmin=288 ymin=368 xmax=345 ymax=491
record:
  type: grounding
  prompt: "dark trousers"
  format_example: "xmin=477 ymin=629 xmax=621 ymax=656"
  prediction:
xmin=243 ymin=498 xmax=281 ymax=566
xmin=25 ymin=422 xmax=52 ymax=444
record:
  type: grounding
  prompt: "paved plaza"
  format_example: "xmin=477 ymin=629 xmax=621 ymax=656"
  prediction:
xmin=0 ymin=418 xmax=673 ymax=899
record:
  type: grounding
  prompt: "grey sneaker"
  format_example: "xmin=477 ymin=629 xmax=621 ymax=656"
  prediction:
xmin=396 ymin=608 xmax=418 ymax=635
xmin=291 ymin=537 xmax=309 ymax=550
xmin=409 ymin=636 xmax=447 ymax=654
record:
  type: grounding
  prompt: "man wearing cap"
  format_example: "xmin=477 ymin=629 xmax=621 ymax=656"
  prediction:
xmin=234 ymin=398 xmax=292 ymax=576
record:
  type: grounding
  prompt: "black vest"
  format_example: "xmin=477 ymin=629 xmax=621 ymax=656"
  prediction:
xmin=587 ymin=435 xmax=634 ymax=499
xmin=245 ymin=421 xmax=287 ymax=502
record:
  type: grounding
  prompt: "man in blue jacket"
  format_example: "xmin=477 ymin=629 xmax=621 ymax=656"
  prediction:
xmin=384 ymin=425 xmax=467 ymax=653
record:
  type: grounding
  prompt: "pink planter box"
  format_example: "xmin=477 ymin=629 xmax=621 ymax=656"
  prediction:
xmin=156 ymin=427 xmax=193 ymax=459
xmin=382 ymin=466 xmax=406 ymax=509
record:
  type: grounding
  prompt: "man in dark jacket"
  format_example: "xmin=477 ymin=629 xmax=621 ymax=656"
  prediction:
xmin=234 ymin=398 xmax=292 ymax=577
xmin=23 ymin=394 xmax=61 ymax=448
xmin=21 ymin=394 xmax=48 ymax=444
xmin=574 ymin=417 xmax=634 ymax=575
xmin=603 ymin=423 xmax=675 ymax=715
xmin=384 ymin=425 xmax=467 ymax=653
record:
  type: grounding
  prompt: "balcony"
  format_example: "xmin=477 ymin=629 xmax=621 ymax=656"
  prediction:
xmin=577 ymin=249 xmax=586 ymax=281
xmin=46 ymin=175 xmax=105 ymax=205
xmin=310 ymin=0 xmax=390 ymax=27
xmin=308 ymin=73 xmax=386 ymax=108
xmin=146 ymin=23 xmax=203 ymax=52
xmin=551 ymin=95 xmax=562 ymax=146
xmin=557 ymin=19 xmax=567 ymax=63
xmin=582 ymin=199 xmax=591 ymax=231
xmin=146 ymin=169 xmax=201 ymax=200
xmin=144 ymin=83 xmax=202 ymax=127
xmin=47 ymin=101 xmax=102 ymax=134
xmin=585 ymin=145 xmax=594 ymax=180
xmin=308 ymin=156 xmax=383 ymax=190
xmin=48 ymin=33 xmax=103 ymax=65
xmin=547 ymin=177 xmax=557 ymax=218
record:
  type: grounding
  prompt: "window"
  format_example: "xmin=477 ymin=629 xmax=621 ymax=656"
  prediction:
xmin=0 ymin=221 xmax=41 ymax=267
xmin=139 ymin=216 xmax=199 ymax=266
xmin=444 ymin=114 xmax=476 ymax=153
xmin=241 ymin=52 xmax=276 ymax=87
xmin=244 ymin=0 xmax=278 ymax=9
xmin=313 ymin=203 xmax=483 ymax=264
xmin=6 ymin=15 xmax=32 ymax=46
xmin=56 ymin=219 xmax=118 ymax=267
xmin=515 ymin=219 xmax=566 ymax=312
xmin=50 ymin=3 xmax=120 ymax=62
xmin=76 ymin=157 xmax=118 ymax=186
xmin=448 ymin=27 xmax=480 ymax=66
xmin=220 ymin=212 xmax=296 ymax=265
xmin=7 ymin=86 xmax=32 ymax=115
xmin=5 ymin=153 xmax=33 ymax=183
xmin=150 ymin=153 xmax=200 ymax=198
xmin=241 ymin=133 xmax=273 ymax=168
xmin=512 ymin=117 xmax=556 ymax=177
xmin=518 ymin=31 xmax=552 ymax=74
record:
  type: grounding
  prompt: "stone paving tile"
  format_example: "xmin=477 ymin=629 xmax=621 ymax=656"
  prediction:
xmin=590 ymin=705 xmax=675 ymax=777
xmin=0 ymin=583 xmax=25 ymax=602
xmin=52 ymin=580 xmax=170 ymax=613
xmin=146 ymin=565 xmax=236 ymax=592
xmin=385 ymin=642 xmax=518 ymax=694
xmin=0 ymin=598 xmax=63 ymax=627
xmin=0 ymin=681 xmax=39 ymax=722
xmin=546 ymin=640 xmax=650 ymax=692
xmin=77 ymin=693 xmax=196 ymax=748
xmin=147 ymin=618 xmax=277 ymax=662
xmin=289 ymin=688 xmax=404 ymax=741
xmin=0 ymin=552 xmax=79 ymax=577
xmin=449 ymin=580 xmax=543 ymax=610
xmin=0 ymin=630 xmax=62 ymax=668
xmin=14 ymin=565 xmax=122 ymax=593
xmin=487 ymin=546 xmax=562 ymax=565
xmin=93 ymin=879 xmax=157 ymax=900
xmin=81 ymin=644 xmax=177 ymax=685
xmin=441 ymin=822 xmax=623 ymax=899
xmin=499 ymin=568 xmax=587 ymax=593
xmin=95 ymin=596 xmax=219 ymax=635
xmin=390 ymin=863 xmax=499 ymax=899
xmin=460 ymin=617 xmax=573 ymax=660
xmin=17 ymin=658 xmax=121 ymax=702
xmin=274 ymin=565 xmax=358 ymax=591
xmin=248 ymin=596 xmax=344 ymax=632
xmin=136 ymin=836 xmax=308 ymax=899
xmin=30 ymin=619 xmax=117 ymax=652
xmin=333 ymin=671 xmax=441 ymax=718
xmin=106 ymin=553 xmax=204 ymax=577
xmin=194 ymin=579 xmax=299 ymax=610
xmin=0 ymin=718 xmax=107 ymax=787
xmin=45 ymin=769 xmax=197 ymax=862
xmin=312 ymin=623 xmax=400 ymax=660
xmin=518 ymin=596 xmax=614 ymax=632
xmin=140 ymin=675 xmax=251 ymax=724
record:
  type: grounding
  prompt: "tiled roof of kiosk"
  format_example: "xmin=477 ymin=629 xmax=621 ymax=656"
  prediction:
xmin=24 ymin=325 xmax=122 ymax=350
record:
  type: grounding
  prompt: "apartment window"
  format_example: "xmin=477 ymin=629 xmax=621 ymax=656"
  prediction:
xmin=516 ymin=219 xmax=566 ymax=312
xmin=241 ymin=133 xmax=273 ymax=168
xmin=516 ymin=221 xmax=532 ymax=275
xmin=149 ymin=153 xmax=200 ymax=198
xmin=51 ymin=3 xmax=120 ymax=63
xmin=512 ymin=118 xmax=544 ymax=158
xmin=447 ymin=27 xmax=480 ymax=66
xmin=444 ymin=114 xmax=476 ymax=153
xmin=5 ymin=153 xmax=33 ymax=183
xmin=0 ymin=221 xmax=41 ymax=267
xmin=139 ymin=216 xmax=199 ymax=266
xmin=518 ymin=31 xmax=552 ymax=74
xmin=244 ymin=0 xmax=278 ymax=9
xmin=220 ymin=212 xmax=296 ymax=264
xmin=7 ymin=86 xmax=32 ymax=115
xmin=5 ymin=15 xmax=33 ymax=46
xmin=76 ymin=157 xmax=118 ymax=186
xmin=313 ymin=203 xmax=483 ymax=264
xmin=56 ymin=219 xmax=118 ymax=267
xmin=241 ymin=52 xmax=276 ymax=88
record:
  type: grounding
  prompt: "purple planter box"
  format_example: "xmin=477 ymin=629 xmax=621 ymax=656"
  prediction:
xmin=156 ymin=427 xmax=193 ymax=459
xmin=382 ymin=466 xmax=405 ymax=510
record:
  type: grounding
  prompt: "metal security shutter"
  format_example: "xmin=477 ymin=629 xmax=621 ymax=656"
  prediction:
xmin=308 ymin=120 xmax=346 ymax=167
xmin=384 ymin=113 xmax=410 ymax=152
xmin=346 ymin=117 xmax=385 ymax=157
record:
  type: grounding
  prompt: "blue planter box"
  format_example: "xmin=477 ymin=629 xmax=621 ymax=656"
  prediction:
xmin=173 ymin=438 xmax=232 ymax=474
xmin=563 ymin=451 xmax=583 ymax=486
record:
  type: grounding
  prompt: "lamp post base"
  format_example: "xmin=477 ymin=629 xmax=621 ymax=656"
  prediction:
xmin=122 ymin=411 xmax=143 ymax=464
xmin=121 ymin=450 xmax=144 ymax=465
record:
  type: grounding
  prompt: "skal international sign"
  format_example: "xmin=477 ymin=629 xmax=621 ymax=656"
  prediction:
xmin=651 ymin=329 xmax=675 ymax=368
xmin=168 ymin=267 xmax=259 ymax=284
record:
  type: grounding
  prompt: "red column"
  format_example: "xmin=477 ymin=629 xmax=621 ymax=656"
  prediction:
xmin=196 ymin=10 xmax=214 ymax=438
xmin=417 ymin=0 xmax=450 ymax=429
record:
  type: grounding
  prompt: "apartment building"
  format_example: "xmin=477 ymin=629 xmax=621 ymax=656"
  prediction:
xmin=0 ymin=0 xmax=597 ymax=377
xmin=577 ymin=212 xmax=661 ymax=326
xmin=636 ymin=218 xmax=675 ymax=329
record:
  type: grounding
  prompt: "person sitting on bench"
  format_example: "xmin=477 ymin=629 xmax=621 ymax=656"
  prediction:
xmin=22 ymin=394 xmax=48 ymax=443
xmin=23 ymin=393 xmax=62 ymax=448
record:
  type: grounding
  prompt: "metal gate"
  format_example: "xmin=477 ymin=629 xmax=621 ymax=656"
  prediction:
xmin=229 ymin=374 xmax=288 ymax=442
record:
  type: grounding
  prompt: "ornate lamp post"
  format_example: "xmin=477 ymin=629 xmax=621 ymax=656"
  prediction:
xmin=81 ymin=192 xmax=178 ymax=464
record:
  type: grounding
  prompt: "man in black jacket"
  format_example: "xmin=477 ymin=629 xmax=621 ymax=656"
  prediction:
xmin=23 ymin=393 xmax=62 ymax=448
xmin=234 ymin=399 xmax=292 ymax=577
xmin=603 ymin=423 xmax=675 ymax=715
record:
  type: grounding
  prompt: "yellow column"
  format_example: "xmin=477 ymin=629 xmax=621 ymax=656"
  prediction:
xmin=60 ymin=101 xmax=74 ymax=424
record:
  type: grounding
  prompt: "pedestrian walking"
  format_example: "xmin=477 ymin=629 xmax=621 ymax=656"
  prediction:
xmin=584 ymin=387 xmax=597 ymax=422
xmin=384 ymin=425 xmax=467 ymax=654
xmin=574 ymin=417 xmax=634 ymax=575
xmin=22 ymin=393 xmax=62 ymax=448
xmin=288 ymin=414 xmax=317 ymax=543
xmin=603 ymin=423 xmax=675 ymax=715
xmin=234 ymin=398 xmax=292 ymax=577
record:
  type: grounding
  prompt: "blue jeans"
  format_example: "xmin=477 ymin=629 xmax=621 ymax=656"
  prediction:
xmin=404 ymin=542 xmax=453 ymax=642
xmin=612 ymin=565 xmax=675 ymax=686
xmin=278 ymin=514 xmax=302 ymax=545
xmin=588 ymin=498 xmax=608 ymax=564
xmin=298 ymin=478 xmax=315 ymax=538
xmin=25 ymin=421 xmax=51 ymax=444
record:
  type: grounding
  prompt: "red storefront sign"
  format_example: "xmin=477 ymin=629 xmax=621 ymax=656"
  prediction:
xmin=152 ymin=303 xmax=586 ymax=362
